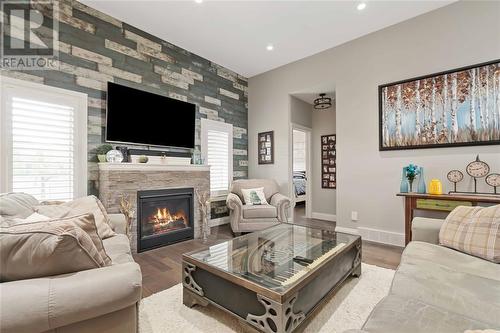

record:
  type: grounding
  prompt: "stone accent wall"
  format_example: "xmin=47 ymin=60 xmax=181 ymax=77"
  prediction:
xmin=98 ymin=166 xmax=210 ymax=253
xmin=1 ymin=0 xmax=248 ymax=219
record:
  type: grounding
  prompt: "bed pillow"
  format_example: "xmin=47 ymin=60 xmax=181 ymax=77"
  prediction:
xmin=36 ymin=195 xmax=116 ymax=239
xmin=439 ymin=205 xmax=500 ymax=263
xmin=241 ymin=187 xmax=268 ymax=205
xmin=0 ymin=214 xmax=106 ymax=282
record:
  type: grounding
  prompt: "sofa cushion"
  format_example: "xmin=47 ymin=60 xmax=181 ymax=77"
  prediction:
xmin=231 ymin=179 xmax=279 ymax=202
xmin=242 ymin=204 xmax=277 ymax=219
xmin=103 ymin=234 xmax=134 ymax=264
xmin=439 ymin=205 xmax=500 ymax=263
xmin=36 ymin=195 xmax=116 ymax=239
xmin=0 ymin=214 xmax=106 ymax=282
xmin=4 ymin=213 xmax=112 ymax=266
xmin=390 ymin=241 xmax=500 ymax=327
xmin=0 ymin=192 xmax=38 ymax=219
xmin=362 ymin=294 xmax=491 ymax=333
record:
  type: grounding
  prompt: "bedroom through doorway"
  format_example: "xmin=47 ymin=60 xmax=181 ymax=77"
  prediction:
xmin=292 ymin=127 xmax=311 ymax=220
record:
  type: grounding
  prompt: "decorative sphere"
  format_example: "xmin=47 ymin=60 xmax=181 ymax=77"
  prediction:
xmin=106 ymin=149 xmax=124 ymax=163
xmin=138 ymin=155 xmax=149 ymax=163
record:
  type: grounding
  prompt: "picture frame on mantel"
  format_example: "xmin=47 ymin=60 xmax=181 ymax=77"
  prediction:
xmin=258 ymin=131 xmax=274 ymax=165
xmin=379 ymin=59 xmax=500 ymax=151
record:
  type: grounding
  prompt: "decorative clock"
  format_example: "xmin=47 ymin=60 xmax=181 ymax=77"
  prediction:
xmin=486 ymin=173 xmax=500 ymax=194
xmin=447 ymin=155 xmax=499 ymax=196
xmin=447 ymin=170 xmax=463 ymax=192
xmin=466 ymin=155 xmax=490 ymax=178
xmin=466 ymin=155 xmax=490 ymax=193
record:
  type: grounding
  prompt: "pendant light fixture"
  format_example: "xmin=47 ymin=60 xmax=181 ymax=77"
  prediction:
xmin=313 ymin=93 xmax=332 ymax=110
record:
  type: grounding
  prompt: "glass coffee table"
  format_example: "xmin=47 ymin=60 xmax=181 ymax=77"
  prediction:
xmin=182 ymin=223 xmax=361 ymax=333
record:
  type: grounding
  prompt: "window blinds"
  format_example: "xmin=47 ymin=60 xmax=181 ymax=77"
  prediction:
xmin=207 ymin=129 xmax=230 ymax=193
xmin=10 ymin=97 xmax=76 ymax=201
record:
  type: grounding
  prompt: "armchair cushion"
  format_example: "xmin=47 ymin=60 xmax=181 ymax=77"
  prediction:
xmin=242 ymin=205 xmax=277 ymax=219
xmin=230 ymin=179 xmax=279 ymax=202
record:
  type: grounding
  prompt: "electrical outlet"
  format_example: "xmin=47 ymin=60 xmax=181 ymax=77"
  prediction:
xmin=351 ymin=211 xmax=358 ymax=221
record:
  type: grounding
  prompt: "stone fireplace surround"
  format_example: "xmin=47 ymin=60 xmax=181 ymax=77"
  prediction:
xmin=98 ymin=163 xmax=210 ymax=253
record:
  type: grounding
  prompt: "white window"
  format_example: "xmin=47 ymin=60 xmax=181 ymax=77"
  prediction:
xmin=201 ymin=118 xmax=233 ymax=197
xmin=1 ymin=77 xmax=88 ymax=201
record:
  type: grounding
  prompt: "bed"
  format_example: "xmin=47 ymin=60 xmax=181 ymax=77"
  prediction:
xmin=293 ymin=171 xmax=307 ymax=202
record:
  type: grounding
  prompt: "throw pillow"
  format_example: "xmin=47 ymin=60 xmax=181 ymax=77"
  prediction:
xmin=241 ymin=187 xmax=268 ymax=205
xmin=0 ymin=192 xmax=38 ymax=219
xmin=13 ymin=212 xmax=51 ymax=224
xmin=439 ymin=205 xmax=500 ymax=263
xmin=0 ymin=214 xmax=106 ymax=282
xmin=36 ymin=195 xmax=116 ymax=239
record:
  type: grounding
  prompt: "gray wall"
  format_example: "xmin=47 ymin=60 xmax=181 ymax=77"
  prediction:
xmin=290 ymin=96 xmax=312 ymax=128
xmin=249 ymin=1 xmax=500 ymax=245
xmin=2 ymin=0 xmax=248 ymax=219
xmin=312 ymin=105 xmax=336 ymax=217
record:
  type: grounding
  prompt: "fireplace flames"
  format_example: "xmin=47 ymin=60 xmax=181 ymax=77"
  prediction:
xmin=148 ymin=207 xmax=188 ymax=234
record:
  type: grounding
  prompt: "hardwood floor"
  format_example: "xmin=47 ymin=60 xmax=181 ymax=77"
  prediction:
xmin=134 ymin=209 xmax=404 ymax=298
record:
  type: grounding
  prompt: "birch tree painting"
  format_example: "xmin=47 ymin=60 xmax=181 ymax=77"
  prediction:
xmin=379 ymin=61 xmax=500 ymax=150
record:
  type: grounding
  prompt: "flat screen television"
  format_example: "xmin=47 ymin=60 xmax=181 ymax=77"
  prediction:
xmin=105 ymin=82 xmax=196 ymax=149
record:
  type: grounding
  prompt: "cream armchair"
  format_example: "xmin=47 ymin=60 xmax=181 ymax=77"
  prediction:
xmin=226 ymin=179 xmax=291 ymax=234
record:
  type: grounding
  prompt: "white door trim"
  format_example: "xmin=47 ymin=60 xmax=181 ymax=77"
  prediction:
xmin=290 ymin=123 xmax=312 ymax=219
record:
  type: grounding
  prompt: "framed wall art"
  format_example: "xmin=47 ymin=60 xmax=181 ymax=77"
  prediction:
xmin=379 ymin=59 xmax=500 ymax=150
xmin=258 ymin=131 xmax=274 ymax=164
xmin=321 ymin=134 xmax=336 ymax=189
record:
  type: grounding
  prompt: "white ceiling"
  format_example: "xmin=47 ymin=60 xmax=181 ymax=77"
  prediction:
xmin=81 ymin=0 xmax=455 ymax=78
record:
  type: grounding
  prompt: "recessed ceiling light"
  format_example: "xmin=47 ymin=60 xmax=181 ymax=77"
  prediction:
xmin=195 ymin=0 xmax=203 ymax=3
xmin=357 ymin=2 xmax=366 ymax=10
xmin=266 ymin=44 xmax=274 ymax=51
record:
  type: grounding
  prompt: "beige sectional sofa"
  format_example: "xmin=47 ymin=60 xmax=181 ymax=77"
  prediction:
xmin=0 ymin=193 xmax=142 ymax=333
xmin=346 ymin=217 xmax=500 ymax=333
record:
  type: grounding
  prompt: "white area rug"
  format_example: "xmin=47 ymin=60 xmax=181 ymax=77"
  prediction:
xmin=139 ymin=263 xmax=394 ymax=333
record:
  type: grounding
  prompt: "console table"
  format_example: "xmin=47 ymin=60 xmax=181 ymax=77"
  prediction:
xmin=397 ymin=193 xmax=500 ymax=245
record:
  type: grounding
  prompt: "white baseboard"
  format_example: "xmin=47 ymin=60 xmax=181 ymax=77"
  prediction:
xmin=334 ymin=226 xmax=359 ymax=235
xmin=209 ymin=216 xmax=229 ymax=227
xmin=311 ymin=212 xmax=337 ymax=222
xmin=357 ymin=227 xmax=405 ymax=247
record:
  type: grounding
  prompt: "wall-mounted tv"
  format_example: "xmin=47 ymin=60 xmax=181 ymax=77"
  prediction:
xmin=106 ymin=82 xmax=196 ymax=149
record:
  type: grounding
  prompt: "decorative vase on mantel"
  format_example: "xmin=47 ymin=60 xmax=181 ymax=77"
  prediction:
xmin=400 ymin=167 xmax=409 ymax=193
xmin=417 ymin=167 xmax=426 ymax=194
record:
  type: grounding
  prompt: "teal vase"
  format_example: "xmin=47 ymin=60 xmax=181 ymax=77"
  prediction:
xmin=417 ymin=167 xmax=426 ymax=194
xmin=400 ymin=167 xmax=409 ymax=193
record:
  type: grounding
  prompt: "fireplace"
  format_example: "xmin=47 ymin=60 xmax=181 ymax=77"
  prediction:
xmin=137 ymin=188 xmax=194 ymax=252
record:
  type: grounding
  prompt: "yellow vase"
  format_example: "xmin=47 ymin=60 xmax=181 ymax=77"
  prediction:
xmin=429 ymin=179 xmax=443 ymax=195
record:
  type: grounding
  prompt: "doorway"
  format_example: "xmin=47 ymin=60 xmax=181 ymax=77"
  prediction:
xmin=292 ymin=126 xmax=312 ymax=220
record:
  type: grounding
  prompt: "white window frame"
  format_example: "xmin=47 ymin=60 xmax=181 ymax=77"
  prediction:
xmin=200 ymin=118 xmax=233 ymax=198
xmin=0 ymin=77 xmax=88 ymax=199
